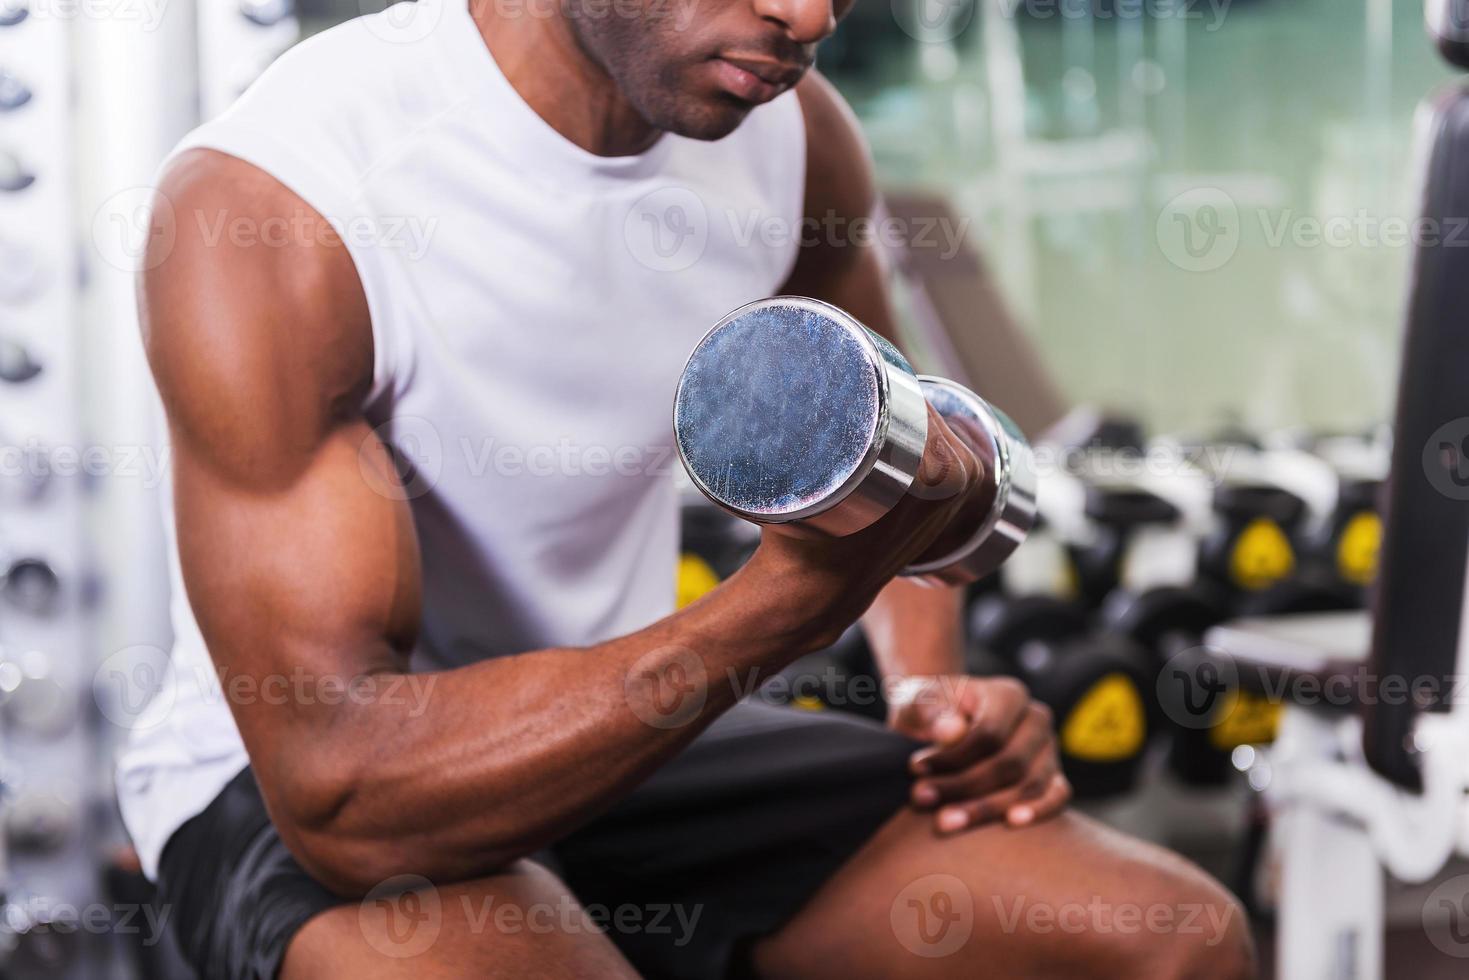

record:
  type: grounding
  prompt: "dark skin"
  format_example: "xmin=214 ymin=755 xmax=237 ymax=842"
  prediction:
xmin=141 ymin=0 xmax=1257 ymax=975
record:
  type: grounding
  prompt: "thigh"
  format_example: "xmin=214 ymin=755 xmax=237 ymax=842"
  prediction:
xmin=281 ymin=861 xmax=638 ymax=980
xmin=752 ymin=808 xmax=1256 ymax=980
xmin=156 ymin=767 xmax=634 ymax=980
xmin=552 ymin=700 xmax=919 ymax=978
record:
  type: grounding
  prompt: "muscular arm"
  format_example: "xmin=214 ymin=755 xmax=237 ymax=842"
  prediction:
xmin=143 ymin=150 xmax=975 ymax=897
xmin=784 ymin=74 xmax=965 ymax=680
xmin=785 ymin=77 xmax=1070 ymax=830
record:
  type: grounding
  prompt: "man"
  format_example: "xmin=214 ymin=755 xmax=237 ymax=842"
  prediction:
xmin=119 ymin=0 xmax=1256 ymax=975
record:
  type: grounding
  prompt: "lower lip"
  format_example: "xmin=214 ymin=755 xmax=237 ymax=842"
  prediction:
xmin=713 ymin=60 xmax=785 ymax=105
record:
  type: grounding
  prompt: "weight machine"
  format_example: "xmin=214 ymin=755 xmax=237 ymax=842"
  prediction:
xmin=1207 ymin=2 xmax=1469 ymax=975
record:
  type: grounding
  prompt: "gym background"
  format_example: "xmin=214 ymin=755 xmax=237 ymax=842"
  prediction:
xmin=2 ymin=0 xmax=1468 ymax=976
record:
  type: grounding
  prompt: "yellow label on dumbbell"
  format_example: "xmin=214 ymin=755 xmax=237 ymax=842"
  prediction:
xmin=1060 ymin=673 xmax=1146 ymax=762
xmin=676 ymin=554 xmax=721 ymax=609
xmin=1208 ymin=690 xmax=1282 ymax=749
xmin=791 ymin=694 xmax=826 ymax=712
xmin=1336 ymin=512 xmax=1381 ymax=586
xmin=1229 ymin=518 xmax=1295 ymax=591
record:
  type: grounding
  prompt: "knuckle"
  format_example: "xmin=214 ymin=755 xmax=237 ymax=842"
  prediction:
xmin=995 ymin=676 xmax=1029 ymax=702
xmin=1029 ymin=701 xmax=1054 ymax=728
xmin=1020 ymin=773 xmax=1050 ymax=798
xmin=970 ymin=719 xmax=1005 ymax=749
xmin=994 ymin=752 xmax=1028 ymax=785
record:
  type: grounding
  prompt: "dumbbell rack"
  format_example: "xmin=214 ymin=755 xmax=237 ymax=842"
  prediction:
xmin=0 ymin=6 xmax=113 ymax=978
xmin=198 ymin=0 xmax=300 ymax=120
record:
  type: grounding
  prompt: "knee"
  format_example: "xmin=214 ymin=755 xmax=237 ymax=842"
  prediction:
xmin=1091 ymin=860 xmax=1256 ymax=980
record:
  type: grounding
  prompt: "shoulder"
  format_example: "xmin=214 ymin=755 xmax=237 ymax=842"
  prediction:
xmin=141 ymin=149 xmax=373 ymax=485
xmin=793 ymin=71 xmax=876 ymax=223
xmin=193 ymin=10 xmax=470 ymax=195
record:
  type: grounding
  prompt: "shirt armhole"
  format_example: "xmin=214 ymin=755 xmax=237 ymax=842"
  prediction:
xmin=165 ymin=123 xmax=398 ymax=407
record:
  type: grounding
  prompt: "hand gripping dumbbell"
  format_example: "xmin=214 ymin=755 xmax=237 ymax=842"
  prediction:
xmin=673 ymin=296 xmax=1037 ymax=585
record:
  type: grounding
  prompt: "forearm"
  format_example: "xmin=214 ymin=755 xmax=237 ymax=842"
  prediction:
xmin=264 ymin=547 xmax=852 ymax=895
xmin=862 ymin=578 xmax=965 ymax=679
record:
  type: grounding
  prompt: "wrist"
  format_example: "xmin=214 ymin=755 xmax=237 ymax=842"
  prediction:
xmin=738 ymin=542 xmax=871 ymax=656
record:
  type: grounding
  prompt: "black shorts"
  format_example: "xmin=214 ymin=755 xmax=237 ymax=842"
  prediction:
xmin=154 ymin=701 xmax=918 ymax=980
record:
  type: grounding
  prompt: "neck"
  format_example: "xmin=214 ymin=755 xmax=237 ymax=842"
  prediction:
xmin=471 ymin=0 xmax=662 ymax=157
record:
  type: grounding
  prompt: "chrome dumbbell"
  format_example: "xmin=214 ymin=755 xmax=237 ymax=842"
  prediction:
xmin=0 ymin=70 xmax=30 ymax=112
xmin=0 ymin=338 xmax=40 ymax=384
xmin=1 ymin=559 xmax=59 ymax=615
xmin=0 ymin=652 xmax=73 ymax=739
xmin=239 ymin=0 xmax=293 ymax=26
xmin=0 ymin=150 xmax=35 ymax=193
xmin=673 ymin=296 xmax=1036 ymax=585
xmin=5 ymin=791 xmax=73 ymax=854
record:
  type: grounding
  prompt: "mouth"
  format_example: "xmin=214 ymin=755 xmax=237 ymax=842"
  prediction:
xmin=711 ymin=55 xmax=809 ymax=105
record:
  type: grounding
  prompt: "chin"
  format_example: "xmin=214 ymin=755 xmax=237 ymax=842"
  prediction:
xmin=662 ymin=100 xmax=757 ymax=141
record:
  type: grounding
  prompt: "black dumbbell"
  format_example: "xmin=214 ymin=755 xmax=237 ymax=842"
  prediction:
xmin=677 ymin=497 xmax=759 ymax=609
xmin=969 ymin=594 xmax=1154 ymax=798
xmin=1232 ymin=477 xmax=1369 ymax=616
xmin=1103 ymin=583 xmax=1264 ymax=786
xmin=770 ymin=625 xmax=886 ymax=721
xmin=1198 ymin=483 xmax=1306 ymax=600
xmin=1069 ymin=485 xmax=1182 ymax=609
xmin=1306 ymin=477 xmax=1381 ymax=593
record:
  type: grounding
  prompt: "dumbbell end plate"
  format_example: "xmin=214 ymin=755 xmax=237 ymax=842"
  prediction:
xmin=674 ymin=296 xmax=927 ymax=535
xmin=903 ymin=377 xmax=1037 ymax=585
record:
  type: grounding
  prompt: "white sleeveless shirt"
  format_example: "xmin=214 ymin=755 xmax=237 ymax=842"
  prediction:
xmin=117 ymin=0 xmax=806 ymax=878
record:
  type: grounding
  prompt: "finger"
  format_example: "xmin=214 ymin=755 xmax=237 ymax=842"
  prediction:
xmin=889 ymin=677 xmax=969 ymax=744
xmin=932 ymin=758 xmax=1062 ymax=835
xmin=912 ymin=707 xmax=1053 ymax=804
xmin=911 ymin=405 xmax=976 ymax=502
xmin=1006 ymin=772 xmax=1072 ymax=828
xmin=911 ymin=681 xmax=1034 ymax=776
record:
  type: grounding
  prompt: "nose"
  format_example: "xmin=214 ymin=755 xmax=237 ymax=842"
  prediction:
xmin=752 ymin=0 xmax=837 ymax=45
